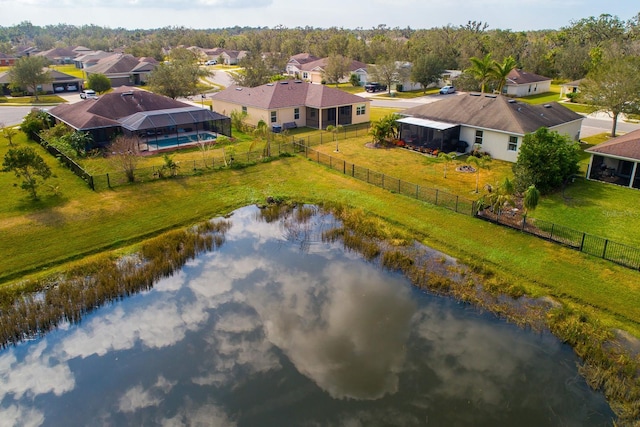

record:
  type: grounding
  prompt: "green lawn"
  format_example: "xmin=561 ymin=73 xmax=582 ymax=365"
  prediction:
xmin=1 ymin=131 xmax=640 ymax=341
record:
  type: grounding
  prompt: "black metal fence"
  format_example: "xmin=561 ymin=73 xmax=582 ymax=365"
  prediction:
xmin=478 ymin=211 xmax=640 ymax=270
xmin=38 ymin=131 xmax=640 ymax=271
xmin=37 ymin=135 xmax=95 ymax=190
xmin=91 ymin=141 xmax=298 ymax=191
xmin=294 ymin=142 xmax=476 ymax=216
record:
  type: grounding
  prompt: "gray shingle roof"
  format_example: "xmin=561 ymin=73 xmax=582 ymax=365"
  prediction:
xmin=212 ymin=81 xmax=369 ymax=110
xmin=400 ymin=93 xmax=583 ymax=135
xmin=585 ymin=129 xmax=640 ymax=161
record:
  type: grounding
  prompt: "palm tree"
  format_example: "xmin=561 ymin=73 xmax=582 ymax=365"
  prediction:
xmin=523 ymin=184 xmax=540 ymax=218
xmin=437 ymin=152 xmax=457 ymax=178
xmin=492 ymin=56 xmax=518 ymax=94
xmin=468 ymin=53 xmax=496 ymax=93
xmin=326 ymin=124 xmax=344 ymax=152
xmin=466 ymin=154 xmax=491 ymax=193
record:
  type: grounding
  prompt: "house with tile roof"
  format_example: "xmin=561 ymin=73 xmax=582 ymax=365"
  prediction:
xmin=47 ymin=87 xmax=230 ymax=148
xmin=502 ymin=69 xmax=552 ymax=97
xmin=0 ymin=52 xmax=16 ymax=66
xmin=0 ymin=69 xmax=82 ymax=95
xmin=84 ymin=53 xmax=158 ymax=87
xmin=585 ymin=129 xmax=640 ymax=189
xmin=286 ymin=55 xmax=369 ymax=85
xmin=398 ymin=93 xmax=583 ymax=162
xmin=35 ymin=47 xmax=80 ymax=65
xmin=211 ymin=80 xmax=370 ymax=130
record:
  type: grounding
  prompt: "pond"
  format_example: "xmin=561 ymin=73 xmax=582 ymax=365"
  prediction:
xmin=0 ymin=205 xmax=613 ymax=426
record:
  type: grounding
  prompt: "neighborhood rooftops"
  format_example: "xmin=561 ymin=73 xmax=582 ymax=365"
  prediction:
xmin=212 ymin=80 xmax=370 ymax=110
xmin=400 ymin=93 xmax=583 ymax=135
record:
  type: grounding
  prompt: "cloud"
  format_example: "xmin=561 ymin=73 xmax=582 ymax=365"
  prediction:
xmin=0 ymin=404 xmax=46 ymax=427
xmin=2 ymin=0 xmax=272 ymax=8
xmin=159 ymin=401 xmax=236 ymax=427
xmin=0 ymin=341 xmax=75 ymax=402
xmin=246 ymin=259 xmax=416 ymax=400
xmin=118 ymin=375 xmax=177 ymax=413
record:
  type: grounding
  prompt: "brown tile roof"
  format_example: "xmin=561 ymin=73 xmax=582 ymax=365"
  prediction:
xmin=585 ymin=129 xmax=640 ymax=161
xmin=47 ymin=87 xmax=190 ymax=130
xmin=400 ymin=93 xmax=583 ymax=134
xmin=36 ymin=47 xmax=79 ymax=60
xmin=506 ymin=69 xmax=552 ymax=85
xmin=212 ymin=81 xmax=369 ymax=110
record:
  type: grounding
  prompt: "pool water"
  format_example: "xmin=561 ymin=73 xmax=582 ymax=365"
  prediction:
xmin=149 ymin=132 xmax=216 ymax=148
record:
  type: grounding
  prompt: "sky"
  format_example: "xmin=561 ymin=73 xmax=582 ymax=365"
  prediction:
xmin=0 ymin=0 xmax=637 ymax=32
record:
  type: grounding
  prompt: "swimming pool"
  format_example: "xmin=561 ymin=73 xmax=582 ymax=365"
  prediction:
xmin=148 ymin=132 xmax=217 ymax=149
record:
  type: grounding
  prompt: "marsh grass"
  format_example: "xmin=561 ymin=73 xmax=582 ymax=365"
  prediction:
xmin=0 ymin=218 xmax=231 ymax=348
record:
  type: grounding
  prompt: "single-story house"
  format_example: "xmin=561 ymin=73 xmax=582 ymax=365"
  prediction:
xmin=47 ymin=87 xmax=231 ymax=148
xmin=502 ymin=69 xmax=552 ymax=97
xmin=285 ymin=53 xmax=321 ymax=76
xmin=34 ymin=47 xmax=81 ymax=65
xmin=0 ymin=69 xmax=82 ymax=95
xmin=218 ymin=50 xmax=248 ymax=65
xmin=293 ymin=57 xmax=368 ymax=85
xmin=398 ymin=93 xmax=583 ymax=162
xmin=0 ymin=52 xmax=16 ymax=66
xmin=584 ymin=129 xmax=640 ymax=189
xmin=212 ymin=80 xmax=370 ymax=130
xmin=84 ymin=53 xmax=158 ymax=87
xmin=73 ymin=50 xmax=113 ymax=70
xmin=559 ymin=79 xmax=583 ymax=99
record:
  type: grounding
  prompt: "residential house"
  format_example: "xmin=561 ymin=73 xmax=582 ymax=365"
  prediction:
xmin=559 ymin=79 xmax=583 ymax=99
xmin=73 ymin=50 xmax=113 ymax=70
xmin=285 ymin=53 xmax=321 ymax=77
xmin=47 ymin=87 xmax=231 ymax=148
xmin=295 ymin=57 xmax=369 ymax=85
xmin=398 ymin=93 xmax=583 ymax=162
xmin=585 ymin=129 xmax=640 ymax=189
xmin=84 ymin=53 xmax=158 ymax=87
xmin=0 ymin=52 xmax=16 ymax=66
xmin=212 ymin=80 xmax=370 ymax=130
xmin=35 ymin=47 xmax=80 ymax=65
xmin=0 ymin=69 xmax=82 ymax=95
xmin=219 ymin=49 xmax=248 ymax=65
xmin=502 ymin=69 xmax=552 ymax=97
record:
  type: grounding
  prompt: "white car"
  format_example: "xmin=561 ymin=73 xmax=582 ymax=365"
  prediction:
xmin=439 ymin=85 xmax=456 ymax=94
xmin=204 ymin=60 xmax=217 ymax=65
xmin=80 ymin=89 xmax=97 ymax=99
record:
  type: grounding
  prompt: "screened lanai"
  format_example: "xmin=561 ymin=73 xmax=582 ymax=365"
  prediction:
xmin=119 ymin=106 xmax=231 ymax=146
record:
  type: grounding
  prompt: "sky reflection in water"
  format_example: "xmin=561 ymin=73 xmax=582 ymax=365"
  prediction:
xmin=0 ymin=206 xmax=613 ymax=426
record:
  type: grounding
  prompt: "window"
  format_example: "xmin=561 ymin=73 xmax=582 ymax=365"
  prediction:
xmin=302 ymin=72 xmax=308 ymax=79
xmin=508 ymin=136 xmax=518 ymax=151
xmin=475 ymin=130 xmax=483 ymax=145
xmin=356 ymin=104 xmax=366 ymax=116
xmin=294 ymin=108 xmax=300 ymax=120
xmin=241 ymin=106 xmax=247 ymax=114
xmin=270 ymin=111 xmax=277 ymax=123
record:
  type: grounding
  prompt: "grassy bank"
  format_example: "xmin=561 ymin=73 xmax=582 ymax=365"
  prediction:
xmin=1 ymin=136 xmax=639 ymax=339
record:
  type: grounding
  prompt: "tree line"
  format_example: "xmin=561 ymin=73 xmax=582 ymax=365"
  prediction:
xmin=1 ymin=14 xmax=639 ymax=79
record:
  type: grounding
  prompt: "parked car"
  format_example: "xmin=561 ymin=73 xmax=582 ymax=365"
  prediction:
xmin=204 ymin=59 xmax=217 ymax=65
xmin=66 ymin=84 xmax=78 ymax=91
xmin=54 ymin=86 xmax=64 ymax=92
xmin=364 ymin=82 xmax=387 ymax=93
xmin=80 ymin=89 xmax=97 ymax=99
xmin=439 ymin=85 xmax=456 ymax=94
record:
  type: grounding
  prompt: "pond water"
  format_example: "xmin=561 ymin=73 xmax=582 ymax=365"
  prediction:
xmin=0 ymin=206 xmax=613 ymax=426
